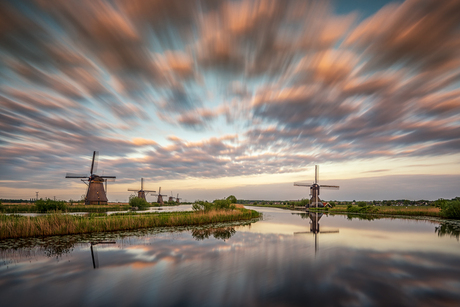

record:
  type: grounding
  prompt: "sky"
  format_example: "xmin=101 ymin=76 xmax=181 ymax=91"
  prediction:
xmin=0 ymin=0 xmax=459 ymax=202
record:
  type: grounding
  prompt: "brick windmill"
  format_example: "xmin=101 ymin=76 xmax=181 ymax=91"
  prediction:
xmin=176 ymin=193 xmax=181 ymax=204
xmin=294 ymin=165 xmax=339 ymax=208
xmin=128 ymin=178 xmax=155 ymax=201
xmin=152 ymin=187 xmax=167 ymax=205
xmin=66 ymin=151 xmax=116 ymax=205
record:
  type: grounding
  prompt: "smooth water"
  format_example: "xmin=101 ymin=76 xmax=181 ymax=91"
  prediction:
xmin=1 ymin=207 xmax=459 ymax=307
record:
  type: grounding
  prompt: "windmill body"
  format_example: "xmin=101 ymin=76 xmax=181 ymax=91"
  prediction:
xmin=128 ymin=178 xmax=156 ymax=201
xmin=152 ymin=187 xmax=167 ymax=205
xmin=168 ymin=191 xmax=174 ymax=203
xmin=66 ymin=151 xmax=116 ymax=205
xmin=294 ymin=165 xmax=339 ymax=208
xmin=176 ymin=193 xmax=181 ymax=204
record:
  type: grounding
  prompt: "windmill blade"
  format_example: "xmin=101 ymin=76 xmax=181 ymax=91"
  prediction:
xmin=320 ymin=185 xmax=340 ymax=190
xmin=315 ymin=165 xmax=319 ymax=184
xmin=319 ymin=230 xmax=339 ymax=234
xmin=294 ymin=182 xmax=312 ymax=187
xmin=294 ymin=231 xmax=311 ymax=235
xmin=141 ymin=178 xmax=144 ymax=191
xmin=100 ymin=176 xmax=116 ymax=179
xmin=128 ymin=189 xmax=139 ymax=191
xmin=143 ymin=190 xmax=156 ymax=193
xmin=66 ymin=173 xmax=88 ymax=178
xmin=105 ymin=179 xmax=107 ymax=193
xmin=90 ymin=151 xmax=98 ymax=174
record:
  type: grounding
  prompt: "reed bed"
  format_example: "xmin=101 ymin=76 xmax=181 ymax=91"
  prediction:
xmin=0 ymin=208 xmax=260 ymax=239
xmin=315 ymin=205 xmax=442 ymax=218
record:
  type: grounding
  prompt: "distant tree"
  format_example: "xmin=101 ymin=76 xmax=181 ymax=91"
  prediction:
xmin=226 ymin=195 xmax=237 ymax=204
xmin=357 ymin=201 xmax=367 ymax=207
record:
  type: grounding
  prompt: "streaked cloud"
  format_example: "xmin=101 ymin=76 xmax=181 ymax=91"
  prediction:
xmin=0 ymin=0 xmax=459 ymax=199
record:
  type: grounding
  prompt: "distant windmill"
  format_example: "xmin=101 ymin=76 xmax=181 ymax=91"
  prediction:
xmin=176 ymin=193 xmax=181 ymax=204
xmin=128 ymin=178 xmax=156 ymax=201
xmin=152 ymin=187 xmax=167 ymax=205
xmin=65 ymin=151 xmax=116 ymax=205
xmin=294 ymin=165 xmax=339 ymax=208
xmin=168 ymin=191 xmax=175 ymax=202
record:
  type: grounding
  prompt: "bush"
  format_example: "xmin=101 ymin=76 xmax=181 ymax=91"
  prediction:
xmin=129 ymin=196 xmax=149 ymax=209
xmin=347 ymin=204 xmax=353 ymax=209
xmin=357 ymin=201 xmax=367 ymax=208
xmin=35 ymin=199 xmax=67 ymax=212
xmin=436 ymin=199 xmax=460 ymax=219
xmin=226 ymin=195 xmax=237 ymax=204
xmin=192 ymin=197 xmax=236 ymax=212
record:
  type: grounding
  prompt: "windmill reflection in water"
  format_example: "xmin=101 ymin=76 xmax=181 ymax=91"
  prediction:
xmin=90 ymin=241 xmax=116 ymax=269
xmin=294 ymin=212 xmax=339 ymax=254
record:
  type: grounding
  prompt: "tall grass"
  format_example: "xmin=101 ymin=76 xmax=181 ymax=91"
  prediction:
xmin=0 ymin=208 xmax=260 ymax=239
xmin=316 ymin=205 xmax=443 ymax=218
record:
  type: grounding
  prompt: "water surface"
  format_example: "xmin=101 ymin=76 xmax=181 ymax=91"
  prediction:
xmin=1 ymin=206 xmax=459 ymax=307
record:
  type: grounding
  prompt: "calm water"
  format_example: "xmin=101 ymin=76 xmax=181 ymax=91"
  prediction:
xmin=1 ymin=207 xmax=460 ymax=307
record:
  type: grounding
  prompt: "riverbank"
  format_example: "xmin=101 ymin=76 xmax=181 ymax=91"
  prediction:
xmin=309 ymin=205 xmax=444 ymax=218
xmin=0 ymin=208 xmax=261 ymax=239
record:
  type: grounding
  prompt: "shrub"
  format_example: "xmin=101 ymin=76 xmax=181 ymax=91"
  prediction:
xmin=193 ymin=197 xmax=236 ymax=212
xmin=226 ymin=195 xmax=237 ymax=204
xmin=357 ymin=201 xmax=367 ymax=208
xmin=129 ymin=196 xmax=149 ymax=209
xmin=437 ymin=199 xmax=460 ymax=219
xmin=35 ymin=199 xmax=67 ymax=212
xmin=347 ymin=204 xmax=353 ymax=209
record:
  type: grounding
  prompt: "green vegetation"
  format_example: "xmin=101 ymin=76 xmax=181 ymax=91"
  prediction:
xmin=226 ymin=195 xmax=237 ymax=204
xmin=35 ymin=199 xmax=67 ymax=212
xmin=192 ymin=198 xmax=236 ymax=212
xmin=0 ymin=207 xmax=261 ymax=239
xmin=129 ymin=195 xmax=149 ymax=210
xmin=0 ymin=203 xmax=130 ymax=213
xmin=313 ymin=204 xmax=442 ymax=218
xmin=435 ymin=199 xmax=460 ymax=219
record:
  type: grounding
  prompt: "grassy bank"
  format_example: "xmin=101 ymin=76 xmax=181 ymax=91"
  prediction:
xmin=0 ymin=208 xmax=260 ymax=239
xmin=310 ymin=205 xmax=443 ymax=218
xmin=0 ymin=203 xmax=131 ymax=213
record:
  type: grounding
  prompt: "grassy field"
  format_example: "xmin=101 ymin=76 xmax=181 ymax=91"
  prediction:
xmin=0 ymin=208 xmax=260 ymax=239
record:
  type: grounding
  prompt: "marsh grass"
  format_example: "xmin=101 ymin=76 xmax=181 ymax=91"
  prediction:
xmin=313 ymin=205 xmax=442 ymax=218
xmin=1 ymin=204 xmax=131 ymax=213
xmin=0 ymin=208 xmax=260 ymax=239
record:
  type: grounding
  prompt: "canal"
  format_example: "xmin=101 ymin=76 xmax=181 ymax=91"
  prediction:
xmin=1 ymin=206 xmax=459 ymax=306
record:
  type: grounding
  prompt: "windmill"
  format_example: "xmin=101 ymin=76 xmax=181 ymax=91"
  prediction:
xmin=127 ymin=178 xmax=155 ymax=201
xmin=294 ymin=212 xmax=339 ymax=255
xmin=294 ymin=165 xmax=339 ymax=208
xmin=176 ymin=193 xmax=181 ymax=204
xmin=65 ymin=151 xmax=116 ymax=205
xmin=152 ymin=187 xmax=167 ymax=205
xmin=168 ymin=191 xmax=175 ymax=202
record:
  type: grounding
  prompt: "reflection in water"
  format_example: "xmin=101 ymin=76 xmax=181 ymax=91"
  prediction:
xmin=435 ymin=222 xmax=460 ymax=241
xmin=1 ymin=209 xmax=460 ymax=306
xmin=191 ymin=227 xmax=236 ymax=241
xmin=90 ymin=241 xmax=116 ymax=269
xmin=293 ymin=212 xmax=339 ymax=253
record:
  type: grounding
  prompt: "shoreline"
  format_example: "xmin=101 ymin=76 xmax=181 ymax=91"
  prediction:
xmin=0 ymin=208 xmax=261 ymax=240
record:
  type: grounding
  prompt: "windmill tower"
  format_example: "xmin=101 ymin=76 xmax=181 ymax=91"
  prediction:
xmin=176 ymin=193 xmax=181 ymax=204
xmin=294 ymin=165 xmax=339 ymax=208
xmin=128 ymin=178 xmax=156 ymax=201
xmin=168 ymin=191 xmax=175 ymax=202
xmin=65 ymin=151 xmax=116 ymax=205
xmin=152 ymin=187 xmax=167 ymax=205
